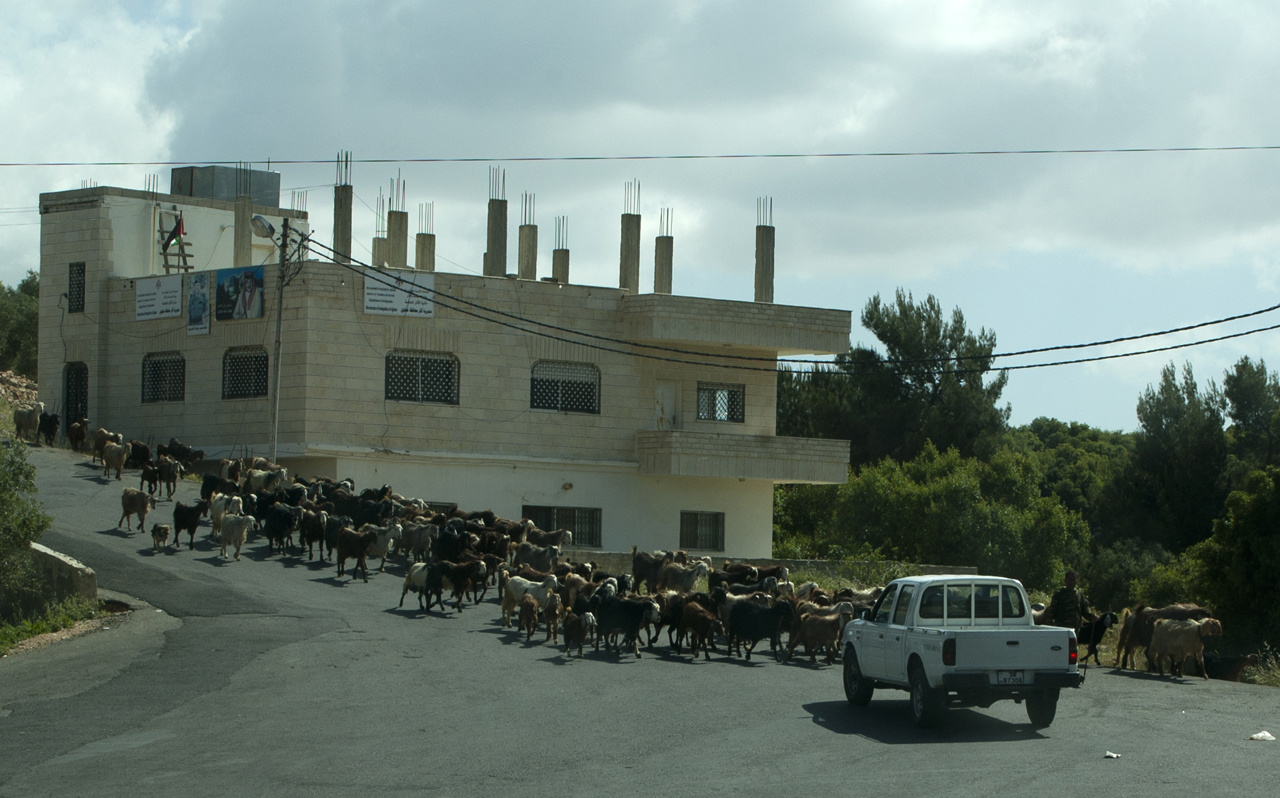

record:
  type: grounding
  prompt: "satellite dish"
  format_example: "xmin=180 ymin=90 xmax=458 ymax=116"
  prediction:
xmin=250 ymin=215 xmax=276 ymax=239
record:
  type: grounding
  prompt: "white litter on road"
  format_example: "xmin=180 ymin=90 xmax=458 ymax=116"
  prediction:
xmin=1104 ymin=751 xmax=1122 ymax=758
xmin=1247 ymin=731 xmax=1275 ymax=741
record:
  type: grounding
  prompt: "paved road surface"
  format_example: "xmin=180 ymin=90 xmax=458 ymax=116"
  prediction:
xmin=1 ymin=443 xmax=1277 ymax=797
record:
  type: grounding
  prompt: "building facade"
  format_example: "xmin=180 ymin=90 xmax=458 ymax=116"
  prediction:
xmin=37 ymin=172 xmax=851 ymax=557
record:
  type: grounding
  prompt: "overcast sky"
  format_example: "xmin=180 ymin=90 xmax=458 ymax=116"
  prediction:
xmin=6 ymin=1 xmax=1280 ymax=433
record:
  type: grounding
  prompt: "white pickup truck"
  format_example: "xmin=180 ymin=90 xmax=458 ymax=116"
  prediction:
xmin=840 ymin=574 xmax=1084 ymax=727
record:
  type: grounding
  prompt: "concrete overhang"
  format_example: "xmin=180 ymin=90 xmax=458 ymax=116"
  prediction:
xmin=621 ymin=294 xmax=851 ymax=356
xmin=637 ymin=430 xmax=850 ymax=483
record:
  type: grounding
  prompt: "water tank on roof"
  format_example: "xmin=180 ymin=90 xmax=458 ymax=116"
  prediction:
xmin=170 ymin=166 xmax=281 ymax=207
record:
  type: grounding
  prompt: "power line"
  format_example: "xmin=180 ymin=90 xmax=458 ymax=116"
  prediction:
xmin=5 ymin=144 xmax=1280 ymax=169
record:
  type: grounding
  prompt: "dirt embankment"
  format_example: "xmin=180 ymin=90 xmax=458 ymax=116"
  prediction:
xmin=1 ymin=370 xmax=38 ymax=407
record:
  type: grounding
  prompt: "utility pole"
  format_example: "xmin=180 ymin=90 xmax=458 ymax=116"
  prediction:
xmin=269 ymin=217 xmax=289 ymax=464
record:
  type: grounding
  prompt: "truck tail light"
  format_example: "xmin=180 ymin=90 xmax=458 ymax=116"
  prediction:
xmin=1069 ymin=636 xmax=1078 ymax=665
xmin=943 ymin=637 xmax=956 ymax=666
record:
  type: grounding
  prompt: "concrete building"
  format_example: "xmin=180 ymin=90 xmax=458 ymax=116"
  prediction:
xmin=36 ymin=167 xmax=851 ymax=557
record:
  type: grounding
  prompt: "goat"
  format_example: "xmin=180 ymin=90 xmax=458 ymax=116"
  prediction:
xmin=676 ymin=602 xmax=724 ymax=661
xmin=37 ymin=412 xmax=59 ymax=446
xmin=656 ymin=560 xmax=710 ymax=593
xmin=12 ymin=403 xmax=42 ymax=443
xmin=172 ymin=500 xmax=209 ymax=549
xmin=631 ymin=546 xmax=671 ymax=594
xmin=519 ymin=593 xmax=541 ymax=640
xmin=786 ymin=610 xmax=853 ymax=665
xmin=156 ymin=455 xmax=183 ymax=499
xmin=67 ymin=417 xmax=88 ymax=451
xmin=589 ymin=593 xmax=661 ymax=658
xmin=1115 ymin=603 xmax=1213 ymax=670
xmin=118 ymin=487 xmax=156 ymax=531
xmin=501 ymin=575 xmax=560 ymax=628
xmin=1148 ymin=617 xmax=1224 ymax=678
xmin=337 ymin=527 xmax=377 ymax=582
xmin=1078 ymin=611 xmax=1119 ymax=666
xmin=219 ymin=513 xmax=255 ymax=561
xmin=728 ymin=600 xmax=795 ymax=662
xmin=563 ymin=611 xmax=596 ymax=658
xmin=90 ymin=427 xmax=122 ymax=465
xmin=543 ymin=593 xmax=564 ymax=643
xmin=512 ymin=541 xmax=560 ymax=573
xmin=102 ymin=441 xmax=128 ymax=480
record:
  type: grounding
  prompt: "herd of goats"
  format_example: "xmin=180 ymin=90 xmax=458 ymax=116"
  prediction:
xmin=38 ymin=420 xmax=875 ymax=665
xmin=8 ymin=404 xmax=1257 ymax=677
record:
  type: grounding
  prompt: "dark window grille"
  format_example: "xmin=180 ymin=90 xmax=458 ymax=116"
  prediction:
xmin=142 ymin=352 xmax=185 ymax=403
xmin=223 ymin=347 xmax=268 ymax=399
xmin=385 ymin=351 xmax=459 ymax=405
xmin=65 ymin=362 xmax=88 ymax=430
xmin=531 ymin=360 xmax=599 ymax=414
xmin=697 ymin=382 xmax=744 ymax=423
xmin=425 ymin=502 xmax=458 ymax=516
xmin=680 ymin=511 xmax=725 ymax=551
xmin=68 ymin=262 xmax=85 ymax=313
xmin=521 ymin=505 xmax=602 ymax=548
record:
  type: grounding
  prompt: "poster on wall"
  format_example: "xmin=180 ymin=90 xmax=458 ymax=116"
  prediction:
xmin=215 ymin=265 xmax=266 ymax=321
xmin=186 ymin=272 xmax=210 ymax=335
xmin=135 ymin=274 xmax=183 ymax=321
xmin=363 ymin=270 xmax=435 ymax=317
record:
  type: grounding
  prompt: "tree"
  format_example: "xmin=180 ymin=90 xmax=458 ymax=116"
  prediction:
xmin=0 ymin=270 xmax=39 ymax=379
xmin=1222 ymin=355 xmax=1280 ymax=468
xmin=777 ymin=290 xmax=1010 ymax=468
xmin=811 ymin=443 xmax=1088 ymax=590
xmin=1127 ymin=362 xmax=1228 ymax=552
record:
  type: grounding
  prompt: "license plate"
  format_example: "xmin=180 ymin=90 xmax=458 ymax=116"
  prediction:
xmin=997 ymin=670 xmax=1025 ymax=685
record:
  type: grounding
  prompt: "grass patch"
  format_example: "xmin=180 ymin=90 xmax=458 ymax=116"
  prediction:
xmin=0 ymin=595 xmax=102 ymax=655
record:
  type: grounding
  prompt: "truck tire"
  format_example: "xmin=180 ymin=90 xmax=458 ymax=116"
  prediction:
xmin=909 ymin=664 xmax=943 ymax=728
xmin=1025 ymin=689 xmax=1059 ymax=727
xmin=843 ymin=648 xmax=874 ymax=707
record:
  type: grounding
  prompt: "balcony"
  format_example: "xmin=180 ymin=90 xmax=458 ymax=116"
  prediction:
xmin=621 ymin=294 xmax=851 ymax=356
xmin=636 ymin=430 xmax=850 ymax=483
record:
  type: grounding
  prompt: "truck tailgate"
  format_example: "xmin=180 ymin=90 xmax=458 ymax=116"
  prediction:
xmin=953 ymin=628 xmax=1074 ymax=674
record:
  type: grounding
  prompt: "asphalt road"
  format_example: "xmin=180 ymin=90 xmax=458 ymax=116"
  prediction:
xmin=2 ymin=443 xmax=1277 ymax=797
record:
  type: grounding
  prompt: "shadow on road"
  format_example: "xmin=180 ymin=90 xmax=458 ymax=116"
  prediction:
xmin=804 ymin=699 xmax=1047 ymax=743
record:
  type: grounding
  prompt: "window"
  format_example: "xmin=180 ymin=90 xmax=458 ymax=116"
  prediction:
xmin=531 ymin=360 xmax=599 ymax=414
xmin=142 ymin=352 xmax=184 ymax=403
xmin=223 ymin=346 xmax=268 ymax=399
xmin=385 ymin=350 xmax=459 ymax=405
xmin=68 ymin=262 xmax=85 ymax=313
xmin=679 ymin=511 xmax=724 ymax=551
xmin=697 ymin=382 xmax=744 ymax=423
xmin=872 ymin=584 xmax=899 ymax=625
xmin=892 ymin=584 xmax=916 ymax=626
xmin=521 ymin=505 xmax=602 ymax=547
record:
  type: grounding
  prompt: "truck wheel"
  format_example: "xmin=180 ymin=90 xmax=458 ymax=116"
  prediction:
xmin=1025 ymin=689 xmax=1059 ymax=728
xmin=909 ymin=664 xmax=943 ymax=728
xmin=843 ymin=648 xmax=874 ymax=707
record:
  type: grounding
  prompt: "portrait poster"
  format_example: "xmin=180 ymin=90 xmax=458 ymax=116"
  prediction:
xmin=186 ymin=272 xmax=211 ymax=335
xmin=363 ymin=270 xmax=434 ymax=317
xmin=135 ymin=274 xmax=183 ymax=321
xmin=215 ymin=265 xmax=266 ymax=321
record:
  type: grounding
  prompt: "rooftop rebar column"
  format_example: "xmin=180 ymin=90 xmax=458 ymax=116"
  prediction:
xmin=485 ymin=166 xmax=508 ymax=276
xmin=619 ymin=180 xmax=640 ymax=292
xmin=654 ymin=207 xmax=673 ymax=294
xmin=754 ymin=197 xmax=774 ymax=303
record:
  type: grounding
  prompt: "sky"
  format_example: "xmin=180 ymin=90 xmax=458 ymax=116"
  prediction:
xmin=6 ymin=1 xmax=1280 ymax=433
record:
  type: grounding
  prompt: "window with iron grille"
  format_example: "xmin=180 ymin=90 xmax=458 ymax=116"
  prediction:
xmin=680 ymin=511 xmax=725 ymax=551
xmin=142 ymin=352 xmax=185 ymax=403
xmin=521 ymin=505 xmax=602 ymax=548
xmin=531 ymin=360 xmax=599 ymax=414
xmin=68 ymin=262 xmax=85 ymax=313
xmin=385 ymin=350 xmax=459 ymax=405
xmin=697 ymin=382 xmax=745 ymax=423
xmin=222 ymin=346 xmax=268 ymax=399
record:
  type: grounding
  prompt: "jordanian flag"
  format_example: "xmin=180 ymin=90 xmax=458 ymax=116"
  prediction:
xmin=162 ymin=215 xmax=185 ymax=253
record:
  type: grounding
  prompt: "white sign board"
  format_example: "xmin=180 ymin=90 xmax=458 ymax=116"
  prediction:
xmin=364 ymin=270 xmax=435 ymax=317
xmin=136 ymin=274 xmax=183 ymax=321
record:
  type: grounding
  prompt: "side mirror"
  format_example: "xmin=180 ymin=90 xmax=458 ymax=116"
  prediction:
xmin=856 ymin=607 xmax=871 ymax=621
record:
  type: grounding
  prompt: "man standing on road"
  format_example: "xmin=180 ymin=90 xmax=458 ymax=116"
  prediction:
xmin=1046 ymin=569 xmax=1094 ymax=635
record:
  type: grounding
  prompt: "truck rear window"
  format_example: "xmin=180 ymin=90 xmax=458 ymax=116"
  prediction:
xmin=917 ymin=583 xmax=1027 ymax=622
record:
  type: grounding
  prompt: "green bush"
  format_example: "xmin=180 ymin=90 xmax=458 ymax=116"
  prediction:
xmin=0 ymin=440 xmax=53 ymax=625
